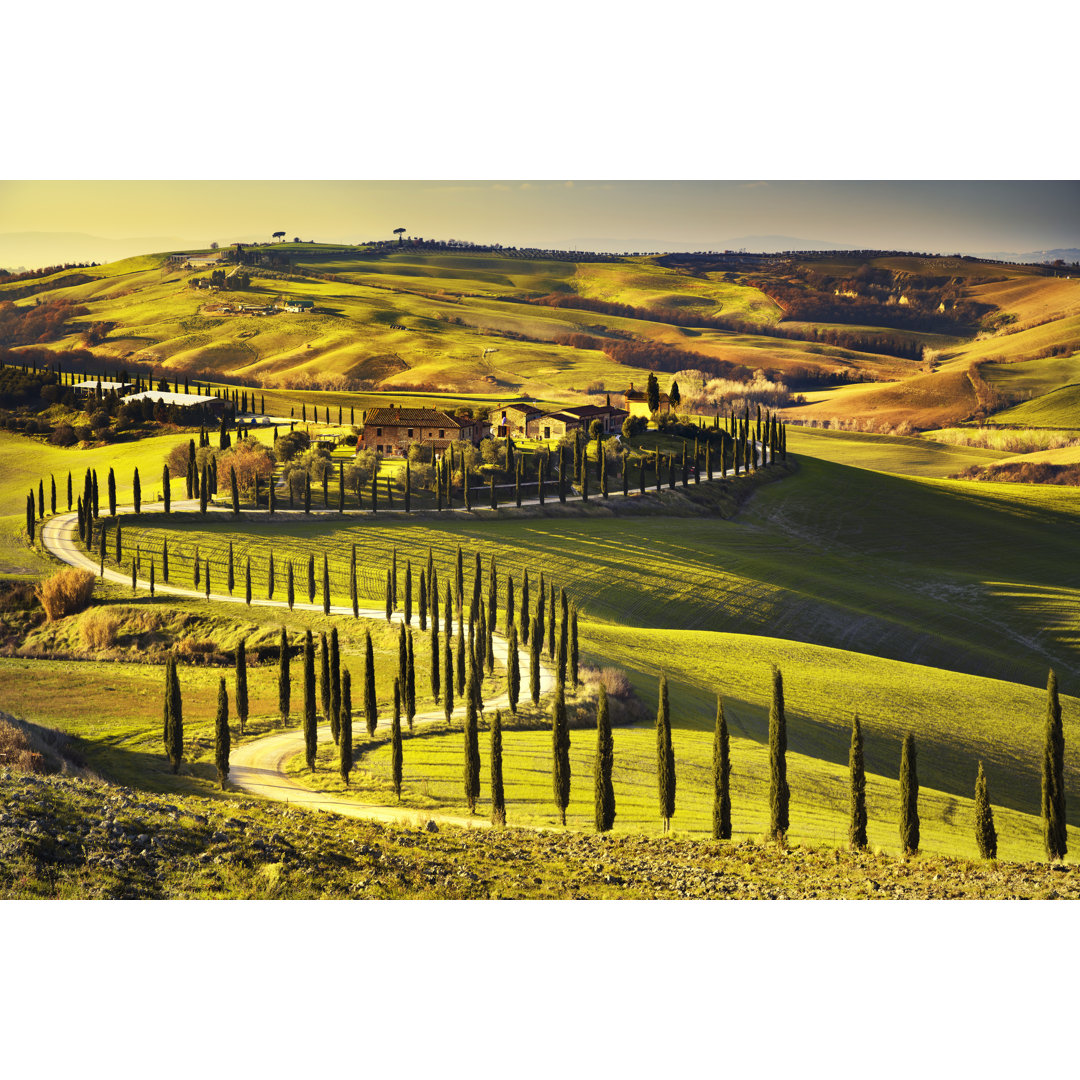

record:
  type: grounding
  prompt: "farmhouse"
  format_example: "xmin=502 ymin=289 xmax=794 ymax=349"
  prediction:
xmin=282 ymin=299 xmax=314 ymax=313
xmin=360 ymin=406 xmax=478 ymax=456
xmin=491 ymin=402 xmax=543 ymax=438
xmin=525 ymin=403 xmax=628 ymax=440
xmin=623 ymin=381 xmax=669 ymax=418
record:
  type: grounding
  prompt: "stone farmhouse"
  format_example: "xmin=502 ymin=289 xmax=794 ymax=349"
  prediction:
xmin=359 ymin=406 xmax=483 ymax=456
xmin=525 ymin=402 xmax=628 ymax=440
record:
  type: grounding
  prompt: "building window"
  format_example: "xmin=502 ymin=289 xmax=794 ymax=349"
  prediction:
xmin=439 ymin=429 xmax=444 ymax=438
xmin=376 ymin=428 xmax=382 ymax=437
xmin=407 ymin=428 xmax=414 ymax=438
xmin=544 ymin=426 xmax=550 ymax=439
xmin=377 ymin=444 xmax=383 ymax=453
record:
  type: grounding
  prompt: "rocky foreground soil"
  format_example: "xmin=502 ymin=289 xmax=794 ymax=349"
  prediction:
xmin=1 ymin=771 xmax=1077 ymax=899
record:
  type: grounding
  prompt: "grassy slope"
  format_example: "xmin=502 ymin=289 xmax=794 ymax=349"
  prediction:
xmin=990 ymin=383 xmax=1080 ymax=429
xmin=785 ymin=427 xmax=1010 ymax=476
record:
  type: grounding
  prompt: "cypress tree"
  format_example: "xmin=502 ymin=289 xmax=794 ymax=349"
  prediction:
xmin=595 ymin=683 xmax=615 ymax=832
xmin=230 ymin=466 xmax=239 ymax=515
xmin=350 ymin=544 xmax=358 ymax=618
xmin=899 ymin=733 xmax=920 ymax=856
xmin=99 ymin=524 xmax=106 ymax=577
xmin=464 ymin=666 xmax=481 ymax=813
xmin=133 ymin=467 xmax=141 ymax=514
xmin=26 ymin=493 xmax=34 ymax=545
xmin=214 ymin=677 xmax=230 ymax=788
xmin=656 ymin=674 xmax=675 ymax=832
xmin=269 ymin=479 xmax=277 ymax=515
xmin=306 ymin=553 xmax=315 ymax=604
xmin=768 ymin=666 xmax=789 ymax=842
xmin=322 ymin=553 xmax=330 ymax=615
xmin=470 ymin=551 xmax=481 ymax=626
xmin=521 ymin=571 xmax=530 ymax=645
xmin=556 ymin=607 xmax=567 ymax=688
xmin=227 ymin=541 xmax=235 ymax=594
xmin=132 ymin=559 xmax=137 ymax=594
xmin=849 ymin=714 xmax=867 ymax=850
xmin=278 ymin=626 xmax=291 ymax=725
xmin=303 ymin=630 xmax=317 ymax=770
xmin=162 ymin=539 xmax=169 ymax=583
xmin=529 ymin=617 xmax=541 ymax=704
xmin=404 ymin=561 xmax=412 ymax=626
xmin=712 ymin=696 xmax=731 ymax=840
xmin=392 ymin=677 xmax=403 ymax=800
xmin=491 ymin=709 xmax=506 ymax=826
xmin=507 ymin=624 xmax=520 ymax=714
xmin=455 ymin=545 xmax=463 ymax=615
xmin=443 ymin=578 xmax=452 ymax=638
xmin=974 ymin=760 xmax=998 ymax=860
xmin=430 ymin=624 xmax=441 ymax=702
xmin=570 ymin=605 xmax=579 ymax=688
xmin=505 ymin=574 xmax=515 ymax=637
xmin=419 ymin=569 xmax=427 ymax=631
xmin=552 ymin=681 xmax=571 ymax=826
xmin=547 ymin=587 xmax=556 ymax=660
xmin=456 ymin=609 xmax=466 ymax=697
xmin=193 ymin=543 xmax=199 ymax=588
xmin=245 ymin=555 xmax=252 ymax=605
xmin=319 ymin=631 xmax=331 ymax=726
xmin=397 ymin=623 xmax=407 ymax=699
xmin=364 ymin=629 xmax=377 ymax=736
xmin=304 ymin=474 xmax=311 ymax=514
xmin=340 ymin=668 xmax=353 ymax=785
xmin=199 ymin=466 xmax=209 ymax=513
xmin=487 ymin=558 xmax=497 ymax=638
xmin=405 ymin=630 xmax=416 ymax=730
xmin=443 ymin=631 xmax=454 ymax=726
xmin=108 ymin=468 xmax=117 ymax=516
xmin=66 ymin=470 xmax=72 ymax=512
xmin=204 ymin=558 xmax=210 ymax=600
xmin=167 ymin=655 xmax=183 ymax=774
xmin=235 ymin=637 xmax=249 ymax=736
xmin=1041 ymin=668 xmax=1067 ymax=861
xmin=385 ymin=570 xmax=393 ymax=622
xmin=287 ymin=561 xmax=295 ymax=609
xmin=330 ymin=627 xmax=341 ymax=744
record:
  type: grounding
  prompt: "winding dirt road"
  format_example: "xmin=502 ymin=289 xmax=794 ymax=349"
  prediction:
xmin=40 ymin=496 xmax=556 ymax=829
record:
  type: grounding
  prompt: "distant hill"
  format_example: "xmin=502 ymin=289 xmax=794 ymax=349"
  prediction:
xmin=0 ymin=231 xmax=193 ymax=270
xmin=972 ymin=248 xmax=1080 ymax=265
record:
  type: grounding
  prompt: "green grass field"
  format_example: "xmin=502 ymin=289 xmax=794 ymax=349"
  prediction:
xmin=988 ymin=384 xmax=1080 ymax=429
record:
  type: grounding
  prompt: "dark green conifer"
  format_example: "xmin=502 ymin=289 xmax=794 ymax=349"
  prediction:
xmin=235 ymin=637 xmax=249 ymax=736
xmin=768 ymin=666 xmax=789 ymax=842
xmin=214 ymin=677 xmax=230 ymax=788
xmin=392 ymin=678 xmax=403 ymax=800
xmin=404 ymin=560 xmax=412 ymax=626
xmin=303 ymin=630 xmax=317 ymax=770
xmin=322 ymin=553 xmax=330 ymax=615
xmin=108 ymin=468 xmax=117 ymax=516
xmin=521 ymin=570 xmax=530 ymax=645
xmin=278 ymin=626 xmax=290 ymax=724
xmin=167 ymin=656 xmax=183 ymax=774
xmin=594 ymin=683 xmax=615 ymax=832
xmin=1041 ymin=668 xmax=1067 ymax=861
xmin=899 ymin=733 xmax=920 ymax=856
xmin=405 ymin=630 xmax=416 ymax=730
xmin=364 ymin=629 xmax=377 ymax=736
xmin=245 ymin=555 xmax=252 ymax=605
xmin=552 ymin=682 xmax=571 ymax=826
xmin=507 ymin=624 xmax=520 ymax=714
xmin=419 ymin=569 xmax=427 ymax=631
xmin=385 ymin=569 xmax=393 ymax=622
xmin=267 ymin=551 xmax=274 ymax=599
xmin=227 ymin=541 xmax=235 ymax=594
xmin=230 ymin=466 xmax=239 ymax=515
xmin=339 ymin=668 xmax=353 ymax=785
xmin=133 ymin=467 xmax=141 ymax=514
xmin=287 ymin=561 xmax=295 ymax=609
xmin=656 ymin=674 xmax=675 ymax=832
xmin=306 ymin=553 xmax=315 ymax=605
xmin=430 ymin=625 xmax=440 ymax=703
xmin=350 ymin=544 xmax=358 ymax=617
xmin=712 ymin=696 xmax=731 ymax=840
xmin=456 ymin=609 xmax=465 ymax=697
xmin=443 ymin=631 xmax=454 ymax=726
xmin=974 ymin=760 xmax=997 ymax=860
xmin=491 ymin=709 xmax=506 ymax=826
xmin=464 ymin=666 xmax=481 ymax=813
xmin=849 ymin=714 xmax=867 ymax=850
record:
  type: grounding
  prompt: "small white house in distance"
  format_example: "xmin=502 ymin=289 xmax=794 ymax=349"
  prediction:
xmin=123 ymin=390 xmax=228 ymax=415
xmin=282 ymin=299 xmax=314 ymax=313
xmin=72 ymin=379 xmax=131 ymax=398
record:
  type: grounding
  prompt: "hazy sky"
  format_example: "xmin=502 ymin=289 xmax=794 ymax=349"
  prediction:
xmin=1 ymin=180 xmax=1077 ymax=265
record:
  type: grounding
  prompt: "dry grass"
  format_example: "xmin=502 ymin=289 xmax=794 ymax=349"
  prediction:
xmin=78 ymin=608 xmax=122 ymax=649
xmin=34 ymin=568 xmax=94 ymax=622
xmin=0 ymin=713 xmax=51 ymax=774
xmin=928 ymin=427 xmax=1080 ymax=453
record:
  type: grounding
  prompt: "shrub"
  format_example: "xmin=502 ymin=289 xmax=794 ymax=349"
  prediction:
xmin=79 ymin=608 xmax=122 ymax=649
xmin=49 ymin=423 xmax=77 ymax=447
xmin=35 ymin=568 xmax=95 ymax=621
xmin=599 ymin=667 xmax=632 ymax=698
